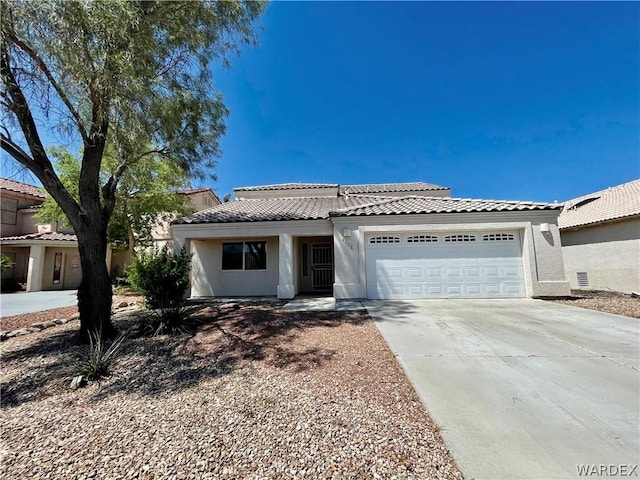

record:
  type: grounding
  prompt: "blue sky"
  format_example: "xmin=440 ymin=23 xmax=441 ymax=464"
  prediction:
xmin=208 ymin=1 xmax=639 ymax=202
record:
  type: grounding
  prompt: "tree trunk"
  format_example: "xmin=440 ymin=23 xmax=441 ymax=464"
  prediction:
xmin=75 ymin=222 xmax=117 ymax=343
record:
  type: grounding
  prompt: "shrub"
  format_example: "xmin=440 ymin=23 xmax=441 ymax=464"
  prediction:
xmin=76 ymin=330 xmax=127 ymax=380
xmin=130 ymin=247 xmax=192 ymax=335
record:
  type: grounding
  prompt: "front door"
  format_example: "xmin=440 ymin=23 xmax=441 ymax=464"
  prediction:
xmin=311 ymin=243 xmax=333 ymax=292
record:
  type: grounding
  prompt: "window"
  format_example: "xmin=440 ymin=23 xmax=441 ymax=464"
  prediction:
xmin=52 ymin=252 xmax=63 ymax=284
xmin=369 ymin=236 xmax=401 ymax=244
xmin=1 ymin=197 xmax=17 ymax=225
xmin=222 ymin=241 xmax=267 ymax=270
xmin=222 ymin=242 xmax=243 ymax=270
xmin=444 ymin=234 xmax=476 ymax=243
xmin=407 ymin=235 xmax=438 ymax=243
xmin=244 ymin=241 xmax=267 ymax=270
xmin=301 ymin=243 xmax=309 ymax=276
xmin=482 ymin=233 xmax=515 ymax=242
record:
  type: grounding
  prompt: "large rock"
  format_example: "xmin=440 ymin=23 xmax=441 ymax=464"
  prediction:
xmin=70 ymin=375 xmax=87 ymax=390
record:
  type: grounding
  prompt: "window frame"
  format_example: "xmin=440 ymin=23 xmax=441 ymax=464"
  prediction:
xmin=222 ymin=240 xmax=268 ymax=271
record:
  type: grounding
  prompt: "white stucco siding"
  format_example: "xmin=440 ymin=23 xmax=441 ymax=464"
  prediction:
xmin=560 ymin=219 xmax=640 ymax=294
xmin=190 ymin=237 xmax=279 ymax=297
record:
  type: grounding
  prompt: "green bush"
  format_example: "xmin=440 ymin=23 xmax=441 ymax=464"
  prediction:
xmin=130 ymin=247 xmax=192 ymax=335
xmin=76 ymin=330 xmax=127 ymax=380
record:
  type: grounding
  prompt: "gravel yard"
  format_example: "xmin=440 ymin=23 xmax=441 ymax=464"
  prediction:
xmin=549 ymin=290 xmax=640 ymax=319
xmin=0 ymin=294 xmax=142 ymax=332
xmin=0 ymin=303 xmax=462 ymax=479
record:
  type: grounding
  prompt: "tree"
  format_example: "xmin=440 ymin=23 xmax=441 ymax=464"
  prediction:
xmin=37 ymin=146 xmax=195 ymax=254
xmin=1 ymin=0 xmax=266 ymax=341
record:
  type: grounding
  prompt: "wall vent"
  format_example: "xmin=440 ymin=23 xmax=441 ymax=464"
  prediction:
xmin=577 ymin=272 xmax=589 ymax=287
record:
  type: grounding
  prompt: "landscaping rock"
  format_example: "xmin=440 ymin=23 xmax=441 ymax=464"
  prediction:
xmin=70 ymin=375 xmax=87 ymax=390
xmin=118 ymin=301 xmax=129 ymax=308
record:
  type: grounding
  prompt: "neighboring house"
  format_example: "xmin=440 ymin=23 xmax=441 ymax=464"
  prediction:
xmin=150 ymin=188 xmax=221 ymax=250
xmin=559 ymin=179 xmax=640 ymax=294
xmin=0 ymin=178 xmax=220 ymax=291
xmin=0 ymin=178 xmax=86 ymax=292
xmin=110 ymin=187 xmax=221 ymax=275
xmin=172 ymin=182 xmax=571 ymax=300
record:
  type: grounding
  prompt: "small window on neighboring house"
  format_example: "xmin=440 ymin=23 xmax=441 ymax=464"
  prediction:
xmin=52 ymin=252 xmax=63 ymax=284
xmin=222 ymin=241 xmax=267 ymax=270
xmin=577 ymin=272 xmax=589 ymax=287
xmin=369 ymin=236 xmax=401 ymax=244
xmin=444 ymin=234 xmax=476 ymax=243
xmin=482 ymin=233 xmax=515 ymax=242
xmin=1 ymin=198 xmax=17 ymax=225
xmin=407 ymin=235 xmax=438 ymax=243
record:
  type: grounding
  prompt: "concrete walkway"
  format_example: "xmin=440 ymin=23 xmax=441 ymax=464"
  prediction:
xmin=282 ymin=297 xmax=366 ymax=312
xmin=0 ymin=290 xmax=78 ymax=317
xmin=366 ymin=299 xmax=639 ymax=480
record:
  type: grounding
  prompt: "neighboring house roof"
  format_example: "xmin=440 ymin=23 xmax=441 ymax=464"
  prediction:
xmin=178 ymin=187 xmax=215 ymax=195
xmin=0 ymin=232 xmax=77 ymax=242
xmin=174 ymin=195 xmax=560 ymax=225
xmin=559 ymin=179 xmax=640 ymax=230
xmin=0 ymin=178 xmax=46 ymax=199
xmin=341 ymin=182 xmax=448 ymax=194
xmin=234 ymin=182 xmax=339 ymax=192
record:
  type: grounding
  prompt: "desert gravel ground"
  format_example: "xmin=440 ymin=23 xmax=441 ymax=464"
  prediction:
xmin=0 ymin=294 xmax=142 ymax=332
xmin=550 ymin=290 xmax=640 ymax=319
xmin=0 ymin=303 xmax=463 ymax=479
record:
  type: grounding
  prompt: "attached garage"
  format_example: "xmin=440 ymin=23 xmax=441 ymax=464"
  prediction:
xmin=365 ymin=231 xmax=525 ymax=299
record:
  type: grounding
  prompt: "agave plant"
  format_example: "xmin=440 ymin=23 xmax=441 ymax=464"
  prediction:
xmin=75 ymin=330 xmax=127 ymax=380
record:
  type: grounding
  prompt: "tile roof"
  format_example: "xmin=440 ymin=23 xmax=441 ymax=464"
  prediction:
xmin=234 ymin=183 xmax=339 ymax=192
xmin=233 ymin=181 xmax=448 ymax=193
xmin=558 ymin=179 xmax=640 ymax=230
xmin=341 ymin=182 xmax=448 ymax=193
xmin=174 ymin=194 xmax=560 ymax=225
xmin=331 ymin=196 xmax=561 ymax=217
xmin=178 ymin=187 xmax=215 ymax=195
xmin=173 ymin=195 xmax=386 ymax=224
xmin=0 ymin=232 xmax=77 ymax=242
xmin=0 ymin=178 xmax=46 ymax=198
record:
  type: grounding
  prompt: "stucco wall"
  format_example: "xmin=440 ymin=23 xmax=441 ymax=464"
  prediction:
xmin=561 ymin=219 xmax=640 ymax=294
xmin=190 ymin=237 xmax=279 ymax=297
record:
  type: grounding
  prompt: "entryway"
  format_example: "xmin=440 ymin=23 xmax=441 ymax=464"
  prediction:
xmin=297 ymin=237 xmax=334 ymax=294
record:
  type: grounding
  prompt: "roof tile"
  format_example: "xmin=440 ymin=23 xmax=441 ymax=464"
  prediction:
xmin=0 ymin=232 xmax=77 ymax=242
xmin=340 ymin=182 xmax=448 ymax=193
xmin=559 ymin=179 xmax=640 ymax=229
xmin=174 ymin=194 xmax=560 ymax=225
xmin=0 ymin=178 xmax=46 ymax=198
xmin=332 ymin=196 xmax=560 ymax=217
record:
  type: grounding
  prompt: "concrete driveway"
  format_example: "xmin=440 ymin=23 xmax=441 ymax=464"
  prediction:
xmin=0 ymin=290 xmax=77 ymax=317
xmin=365 ymin=299 xmax=639 ymax=480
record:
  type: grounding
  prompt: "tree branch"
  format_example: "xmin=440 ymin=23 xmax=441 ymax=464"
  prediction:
xmin=3 ymin=28 xmax=89 ymax=144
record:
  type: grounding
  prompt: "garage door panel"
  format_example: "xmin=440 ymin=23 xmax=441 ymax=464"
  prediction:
xmin=366 ymin=231 xmax=525 ymax=299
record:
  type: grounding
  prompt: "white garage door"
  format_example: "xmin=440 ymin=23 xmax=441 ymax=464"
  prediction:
xmin=366 ymin=231 xmax=525 ymax=299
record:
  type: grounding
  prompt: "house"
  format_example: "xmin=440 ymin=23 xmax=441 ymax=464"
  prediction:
xmin=0 ymin=178 xmax=220 ymax=291
xmin=171 ymin=182 xmax=571 ymax=300
xmin=110 ymin=187 xmax=221 ymax=274
xmin=559 ymin=179 xmax=640 ymax=294
xmin=0 ymin=178 xmax=85 ymax=292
